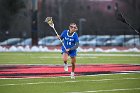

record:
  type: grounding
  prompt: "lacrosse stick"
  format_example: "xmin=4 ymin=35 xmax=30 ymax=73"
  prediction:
xmin=44 ymin=17 xmax=67 ymax=50
xmin=114 ymin=3 xmax=140 ymax=34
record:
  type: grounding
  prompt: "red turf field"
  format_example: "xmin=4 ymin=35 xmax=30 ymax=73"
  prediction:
xmin=0 ymin=64 xmax=140 ymax=78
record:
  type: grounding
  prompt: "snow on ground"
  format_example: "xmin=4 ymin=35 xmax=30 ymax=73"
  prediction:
xmin=0 ymin=46 xmax=140 ymax=52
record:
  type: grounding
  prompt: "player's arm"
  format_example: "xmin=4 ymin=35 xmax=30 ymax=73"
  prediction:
xmin=56 ymin=35 xmax=62 ymax=39
xmin=69 ymin=42 xmax=79 ymax=50
xmin=69 ymin=33 xmax=79 ymax=51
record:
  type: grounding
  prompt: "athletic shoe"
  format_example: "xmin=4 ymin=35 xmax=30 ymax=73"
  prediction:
xmin=64 ymin=63 xmax=68 ymax=72
xmin=71 ymin=72 xmax=75 ymax=79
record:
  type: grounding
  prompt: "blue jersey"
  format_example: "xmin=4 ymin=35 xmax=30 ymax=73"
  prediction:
xmin=61 ymin=30 xmax=79 ymax=52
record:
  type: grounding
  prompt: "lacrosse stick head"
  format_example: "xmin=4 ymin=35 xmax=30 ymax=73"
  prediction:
xmin=44 ymin=17 xmax=54 ymax=28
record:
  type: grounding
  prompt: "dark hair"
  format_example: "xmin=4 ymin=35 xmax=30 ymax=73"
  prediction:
xmin=70 ymin=23 xmax=77 ymax=26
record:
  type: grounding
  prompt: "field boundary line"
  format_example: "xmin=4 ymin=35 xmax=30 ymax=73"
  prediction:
xmin=68 ymin=88 xmax=140 ymax=93
xmin=0 ymin=63 xmax=140 ymax=66
xmin=37 ymin=56 xmax=97 ymax=59
xmin=1 ymin=53 xmax=140 ymax=57
xmin=79 ymin=54 xmax=140 ymax=56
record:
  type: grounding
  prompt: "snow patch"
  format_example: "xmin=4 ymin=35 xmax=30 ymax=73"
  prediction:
xmin=0 ymin=46 xmax=140 ymax=52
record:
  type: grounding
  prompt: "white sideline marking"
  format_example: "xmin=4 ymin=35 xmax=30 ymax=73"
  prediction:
xmin=38 ymin=56 xmax=97 ymax=59
xmin=82 ymin=54 xmax=140 ymax=56
xmin=1 ymin=53 xmax=140 ymax=57
xmin=68 ymin=88 xmax=140 ymax=93
xmin=0 ymin=78 xmax=140 ymax=87
xmin=0 ymin=64 xmax=140 ymax=66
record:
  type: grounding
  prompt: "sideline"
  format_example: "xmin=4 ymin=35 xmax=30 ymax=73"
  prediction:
xmin=67 ymin=88 xmax=140 ymax=93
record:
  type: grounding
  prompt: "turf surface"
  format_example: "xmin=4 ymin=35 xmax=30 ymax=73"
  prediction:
xmin=0 ymin=73 xmax=140 ymax=93
xmin=0 ymin=52 xmax=140 ymax=64
xmin=0 ymin=52 xmax=140 ymax=93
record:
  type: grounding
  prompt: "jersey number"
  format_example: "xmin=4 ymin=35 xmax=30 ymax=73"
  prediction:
xmin=67 ymin=41 xmax=71 ymax=45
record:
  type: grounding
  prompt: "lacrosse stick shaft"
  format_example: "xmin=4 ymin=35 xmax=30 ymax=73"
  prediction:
xmin=126 ymin=22 xmax=140 ymax=34
xmin=115 ymin=6 xmax=139 ymax=35
xmin=52 ymin=27 xmax=67 ymax=50
xmin=44 ymin=17 xmax=67 ymax=50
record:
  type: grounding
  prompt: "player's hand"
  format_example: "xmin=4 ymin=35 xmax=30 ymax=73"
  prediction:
xmin=66 ymin=49 xmax=70 ymax=52
xmin=56 ymin=35 xmax=60 ymax=39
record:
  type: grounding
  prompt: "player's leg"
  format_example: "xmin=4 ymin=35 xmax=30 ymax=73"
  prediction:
xmin=69 ymin=50 xmax=77 ymax=79
xmin=71 ymin=57 xmax=76 ymax=72
xmin=62 ymin=53 xmax=69 ymax=72
xmin=70 ymin=56 xmax=76 ymax=79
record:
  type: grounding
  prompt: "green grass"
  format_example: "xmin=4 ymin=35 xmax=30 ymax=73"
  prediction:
xmin=0 ymin=52 xmax=140 ymax=93
xmin=0 ymin=73 xmax=140 ymax=93
xmin=0 ymin=52 xmax=140 ymax=64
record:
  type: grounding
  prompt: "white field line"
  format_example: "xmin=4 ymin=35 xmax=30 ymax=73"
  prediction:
xmin=78 ymin=54 xmax=140 ymax=57
xmin=68 ymin=88 xmax=140 ymax=93
xmin=0 ymin=77 xmax=140 ymax=87
xmin=0 ymin=63 xmax=140 ymax=66
xmin=33 ymin=53 xmax=140 ymax=58
xmin=38 ymin=56 xmax=97 ymax=59
xmin=1 ymin=53 xmax=140 ymax=57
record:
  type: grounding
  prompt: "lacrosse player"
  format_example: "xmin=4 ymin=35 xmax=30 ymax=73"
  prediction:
xmin=58 ymin=23 xmax=79 ymax=79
